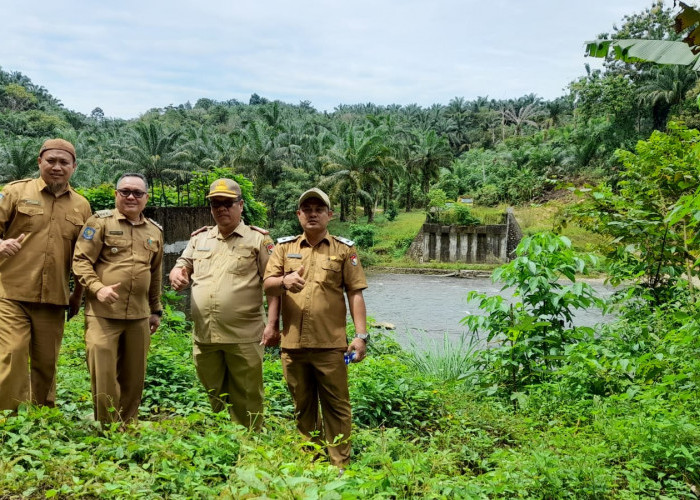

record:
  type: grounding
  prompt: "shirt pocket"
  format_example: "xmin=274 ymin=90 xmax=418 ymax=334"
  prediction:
xmin=136 ymin=237 xmax=160 ymax=264
xmin=15 ymin=205 xmax=44 ymax=232
xmin=104 ymin=236 xmax=128 ymax=261
xmin=283 ymin=261 xmax=303 ymax=275
xmin=62 ymin=213 xmax=85 ymax=240
xmin=320 ymin=259 xmax=342 ymax=285
xmin=228 ymin=247 xmax=255 ymax=275
xmin=193 ymin=249 xmax=212 ymax=275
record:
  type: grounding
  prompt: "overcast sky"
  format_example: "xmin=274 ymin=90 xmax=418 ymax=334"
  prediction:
xmin=2 ymin=0 xmax=662 ymax=119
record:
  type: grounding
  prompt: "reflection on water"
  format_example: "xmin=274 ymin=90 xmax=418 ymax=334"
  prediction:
xmin=362 ymin=272 xmax=615 ymax=345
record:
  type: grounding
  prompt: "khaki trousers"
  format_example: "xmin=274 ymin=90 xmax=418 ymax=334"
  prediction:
xmin=85 ymin=315 xmax=150 ymax=424
xmin=0 ymin=299 xmax=65 ymax=411
xmin=281 ymin=348 xmax=352 ymax=467
xmin=194 ymin=341 xmax=264 ymax=430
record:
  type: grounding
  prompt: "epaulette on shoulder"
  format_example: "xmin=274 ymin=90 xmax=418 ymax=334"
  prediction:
xmin=7 ymin=179 xmax=30 ymax=186
xmin=250 ymin=225 xmax=270 ymax=235
xmin=334 ymin=235 xmax=355 ymax=247
xmin=277 ymin=235 xmax=300 ymax=244
xmin=95 ymin=209 xmax=113 ymax=218
xmin=147 ymin=218 xmax=163 ymax=231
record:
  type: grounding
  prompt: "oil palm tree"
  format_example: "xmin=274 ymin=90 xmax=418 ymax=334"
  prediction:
xmin=111 ymin=122 xmax=187 ymax=205
xmin=321 ymin=128 xmax=393 ymax=222
xmin=0 ymin=138 xmax=38 ymax=182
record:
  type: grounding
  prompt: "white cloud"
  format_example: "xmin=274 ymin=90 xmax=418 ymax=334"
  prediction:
xmin=1 ymin=0 xmax=662 ymax=118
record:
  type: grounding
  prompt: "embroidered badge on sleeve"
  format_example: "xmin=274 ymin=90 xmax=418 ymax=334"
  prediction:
xmin=82 ymin=227 xmax=96 ymax=240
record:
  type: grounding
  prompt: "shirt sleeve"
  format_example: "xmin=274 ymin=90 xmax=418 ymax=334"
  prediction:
xmin=149 ymin=231 xmax=163 ymax=313
xmin=342 ymin=247 xmax=368 ymax=291
xmin=257 ymin=236 xmax=274 ymax=279
xmin=0 ymin=185 xmax=17 ymax=237
xmin=72 ymin=216 xmax=106 ymax=294
xmin=263 ymin=243 xmax=285 ymax=280
xmin=174 ymin=236 xmax=196 ymax=272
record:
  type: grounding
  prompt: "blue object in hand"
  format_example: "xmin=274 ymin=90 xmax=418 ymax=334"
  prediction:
xmin=344 ymin=352 xmax=356 ymax=365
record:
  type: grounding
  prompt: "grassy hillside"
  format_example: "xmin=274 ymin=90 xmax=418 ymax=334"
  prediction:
xmin=329 ymin=198 xmax=605 ymax=269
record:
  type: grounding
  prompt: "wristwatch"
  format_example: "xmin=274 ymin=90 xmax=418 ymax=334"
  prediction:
xmin=152 ymin=310 xmax=163 ymax=317
xmin=280 ymin=275 xmax=288 ymax=291
xmin=355 ymin=332 xmax=370 ymax=342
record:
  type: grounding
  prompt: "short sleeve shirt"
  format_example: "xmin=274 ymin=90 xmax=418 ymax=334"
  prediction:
xmin=72 ymin=209 xmax=163 ymax=320
xmin=263 ymin=232 xmax=367 ymax=349
xmin=174 ymin=222 xmax=275 ymax=344
xmin=0 ymin=178 xmax=91 ymax=305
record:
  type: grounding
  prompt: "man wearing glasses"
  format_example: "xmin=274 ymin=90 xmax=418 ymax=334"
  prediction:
xmin=169 ymin=178 xmax=279 ymax=430
xmin=72 ymin=173 xmax=163 ymax=425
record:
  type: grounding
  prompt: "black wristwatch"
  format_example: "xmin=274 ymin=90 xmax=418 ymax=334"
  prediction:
xmin=355 ymin=333 xmax=370 ymax=343
xmin=152 ymin=310 xmax=163 ymax=317
xmin=280 ymin=275 xmax=288 ymax=291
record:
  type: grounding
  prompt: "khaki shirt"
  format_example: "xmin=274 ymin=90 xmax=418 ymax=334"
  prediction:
xmin=0 ymin=178 xmax=91 ymax=305
xmin=175 ymin=222 xmax=275 ymax=344
xmin=72 ymin=209 xmax=163 ymax=320
xmin=264 ymin=233 xmax=367 ymax=349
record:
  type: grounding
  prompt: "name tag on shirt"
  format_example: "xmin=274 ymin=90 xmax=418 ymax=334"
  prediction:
xmin=108 ymin=231 xmax=124 ymax=235
xmin=288 ymin=253 xmax=302 ymax=259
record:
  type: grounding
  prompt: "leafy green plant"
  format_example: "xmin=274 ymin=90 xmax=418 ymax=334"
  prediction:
xmin=462 ymin=232 xmax=603 ymax=397
xmin=76 ymin=183 xmax=115 ymax=211
xmin=568 ymin=122 xmax=700 ymax=304
xmin=349 ymin=356 xmax=444 ymax=432
xmin=441 ymin=204 xmax=482 ymax=225
xmin=385 ymin=199 xmax=398 ymax=221
xmin=349 ymin=223 xmax=376 ymax=249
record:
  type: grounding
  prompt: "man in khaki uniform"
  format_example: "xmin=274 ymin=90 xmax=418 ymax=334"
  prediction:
xmin=264 ymin=188 xmax=369 ymax=470
xmin=169 ymin=178 xmax=280 ymax=430
xmin=0 ymin=138 xmax=91 ymax=411
xmin=72 ymin=173 xmax=163 ymax=424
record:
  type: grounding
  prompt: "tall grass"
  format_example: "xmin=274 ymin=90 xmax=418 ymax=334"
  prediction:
xmin=405 ymin=332 xmax=480 ymax=383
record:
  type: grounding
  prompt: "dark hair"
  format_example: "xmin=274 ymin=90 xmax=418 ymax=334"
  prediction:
xmin=116 ymin=173 xmax=149 ymax=190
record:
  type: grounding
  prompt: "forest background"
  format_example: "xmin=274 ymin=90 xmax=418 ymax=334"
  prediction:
xmin=2 ymin=1 xmax=700 ymax=498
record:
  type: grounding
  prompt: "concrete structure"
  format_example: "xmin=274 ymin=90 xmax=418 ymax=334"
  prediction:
xmin=408 ymin=208 xmax=522 ymax=264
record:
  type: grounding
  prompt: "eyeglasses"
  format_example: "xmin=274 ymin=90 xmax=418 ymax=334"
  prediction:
xmin=210 ymin=199 xmax=237 ymax=209
xmin=117 ymin=189 xmax=147 ymax=199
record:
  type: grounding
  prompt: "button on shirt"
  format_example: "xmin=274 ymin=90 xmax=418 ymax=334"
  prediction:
xmin=0 ymin=178 xmax=91 ymax=305
xmin=72 ymin=209 xmax=163 ymax=319
xmin=264 ymin=233 xmax=367 ymax=349
xmin=175 ymin=222 xmax=274 ymax=344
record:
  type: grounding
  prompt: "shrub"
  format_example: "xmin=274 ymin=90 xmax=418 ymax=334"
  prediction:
xmin=349 ymin=356 xmax=444 ymax=432
xmin=386 ymin=200 xmax=398 ymax=221
xmin=475 ymin=184 xmax=502 ymax=206
xmin=349 ymin=224 xmax=376 ymax=249
xmin=441 ymin=204 xmax=482 ymax=225
xmin=463 ymin=232 xmax=603 ymax=398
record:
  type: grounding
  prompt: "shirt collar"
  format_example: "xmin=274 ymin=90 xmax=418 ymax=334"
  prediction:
xmin=300 ymin=231 xmax=331 ymax=247
xmin=114 ymin=208 xmax=145 ymax=225
xmin=37 ymin=177 xmax=74 ymax=198
xmin=215 ymin=221 xmax=247 ymax=240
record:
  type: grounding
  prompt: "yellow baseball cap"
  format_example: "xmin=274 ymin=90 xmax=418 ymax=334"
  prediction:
xmin=206 ymin=178 xmax=241 ymax=200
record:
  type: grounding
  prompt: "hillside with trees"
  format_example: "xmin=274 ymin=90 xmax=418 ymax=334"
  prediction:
xmin=2 ymin=2 xmax=697 ymax=231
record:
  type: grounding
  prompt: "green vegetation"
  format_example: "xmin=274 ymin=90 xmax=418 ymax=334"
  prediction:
xmin=2 ymin=226 xmax=699 ymax=497
xmin=3 ymin=2 xmax=700 ymax=497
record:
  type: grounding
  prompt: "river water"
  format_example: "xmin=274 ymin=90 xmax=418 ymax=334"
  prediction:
xmin=362 ymin=272 xmax=616 ymax=346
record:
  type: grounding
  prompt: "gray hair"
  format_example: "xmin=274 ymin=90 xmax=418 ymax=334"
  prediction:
xmin=116 ymin=173 xmax=149 ymax=190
